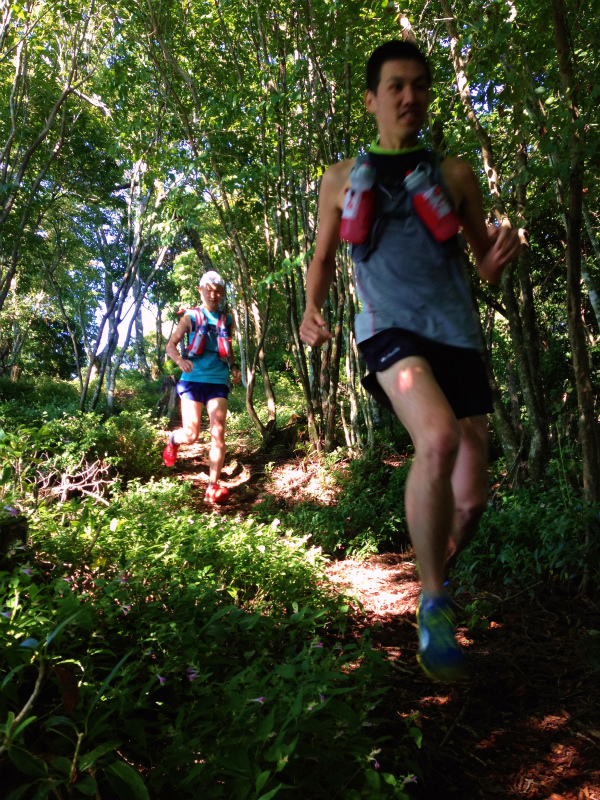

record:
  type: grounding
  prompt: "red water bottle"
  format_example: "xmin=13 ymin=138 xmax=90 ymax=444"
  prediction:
xmin=404 ymin=163 xmax=460 ymax=242
xmin=339 ymin=162 xmax=376 ymax=244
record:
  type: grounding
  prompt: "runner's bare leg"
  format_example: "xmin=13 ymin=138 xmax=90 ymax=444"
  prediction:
xmin=174 ymin=397 xmax=203 ymax=445
xmin=376 ymin=357 xmax=460 ymax=594
xmin=206 ymin=396 xmax=228 ymax=485
xmin=445 ymin=415 xmax=488 ymax=572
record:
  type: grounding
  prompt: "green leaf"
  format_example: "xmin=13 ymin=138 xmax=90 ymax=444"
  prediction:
xmin=255 ymin=770 xmax=271 ymax=793
xmin=86 ymin=652 xmax=132 ymax=721
xmin=79 ymin=740 xmax=121 ymax=771
xmin=8 ymin=745 xmax=49 ymax=777
xmin=104 ymin=760 xmax=150 ymax=800
xmin=364 ymin=769 xmax=380 ymax=791
xmin=254 ymin=708 xmax=275 ymax=742
xmin=409 ymin=726 xmax=423 ymax=748
xmin=274 ymin=664 xmax=295 ymax=679
xmin=3 ymin=711 xmax=16 ymax=735
xmin=50 ymin=756 xmax=73 ymax=775
xmin=256 ymin=786 xmax=282 ymax=800
xmin=74 ymin=776 xmax=98 ymax=796
xmin=45 ymin=610 xmax=83 ymax=650
xmin=13 ymin=715 xmax=38 ymax=739
xmin=6 ymin=784 xmax=36 ymax=800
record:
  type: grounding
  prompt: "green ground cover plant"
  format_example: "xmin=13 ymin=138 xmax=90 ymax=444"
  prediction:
xmin=452 ymin=484 xmax=600 ymax=593
xmin=258 ymin=453 xmax=410 ymax=559
xmin=1 ymin=467 xmax=418 ymax=798
xmin=0 ymin=378 xmax=82 ymax=427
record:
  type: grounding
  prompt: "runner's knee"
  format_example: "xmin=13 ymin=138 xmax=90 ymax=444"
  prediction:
xmin=454 ymin=498 xmax=486 ymax=533
xmin=416 ymin=426 xmax=460 ymax=477
xmin=181 ymin=424 xmax=199 ymax=443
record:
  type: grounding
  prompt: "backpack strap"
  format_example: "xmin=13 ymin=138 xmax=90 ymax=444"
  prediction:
xmin=187 ymin=308 xmax=208 ymax=356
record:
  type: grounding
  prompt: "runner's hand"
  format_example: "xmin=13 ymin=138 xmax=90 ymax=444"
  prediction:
xmin=178 ymin=359 xmax=195 ymax=373
xmin=483 ymin=224 xmax=521 ymax=272
xmin=300 ymin=307 xmax=333 ymax=347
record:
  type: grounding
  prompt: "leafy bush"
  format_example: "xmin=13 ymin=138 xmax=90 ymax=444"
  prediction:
xmin=0 ymin=481 xmax=418 ymax=799
xmin=453 ymin=483 xmax=600 ymax=591
xmin=258 ymin=454 xmax=410 ymax=558
xmin=0 ymin=376 xmax=81 ymax=426
xmin=21 ymin=411 xmax=164 ymax=484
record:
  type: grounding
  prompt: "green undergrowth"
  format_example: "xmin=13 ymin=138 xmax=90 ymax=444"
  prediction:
xmin=1 ymin=480 xmax=419 ymax=799
xmin=452 ymin=483 xmax=600 ymax=593
xmin=0 ymin=412 xmax=165 ymax=491
xmin=0 ymin=376 xmax=82 ymax=426
xmin=257 ymin=452 xmax=411 ymax=559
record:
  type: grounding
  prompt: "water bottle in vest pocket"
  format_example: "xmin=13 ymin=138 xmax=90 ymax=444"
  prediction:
xmin=216 ymin=314 xmax=233 ymax=363
xmin=340 ymin=161 xmax=376 ymax=244
xmin=404 ymin=162 xmax=460 ymax=243
xmin=186 ymin=309 xmax=209 ymax=356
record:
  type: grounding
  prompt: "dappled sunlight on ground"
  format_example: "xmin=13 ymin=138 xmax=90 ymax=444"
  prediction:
xmin=322 ymin=552 xmax=600 ymax=800
xmin=326 ymin=553 xmax=420 ymax=621
xmin=264 ymin=458 xmax=339 ymax=505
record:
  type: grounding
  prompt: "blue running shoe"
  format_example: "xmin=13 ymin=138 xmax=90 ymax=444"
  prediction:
xmin=417 ymin=593 xmax=467 ymax=682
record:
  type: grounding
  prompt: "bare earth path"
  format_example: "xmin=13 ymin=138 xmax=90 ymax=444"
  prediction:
xmin=327 ymin=554 xmax=600 ymax=800
xmin=167 ymin=435 xmax=600 ymax=800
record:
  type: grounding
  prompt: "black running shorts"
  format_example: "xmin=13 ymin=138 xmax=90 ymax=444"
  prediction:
xmin=358 ymin=327 xmax=493 ymax=420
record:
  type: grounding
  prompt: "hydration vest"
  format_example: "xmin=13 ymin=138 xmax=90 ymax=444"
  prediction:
xmin=350 ymin=151 xmax=460 ymax=265
xmin=185 ymin=308 xmax=233 ymax=362
xmin=349 ymin=150 xmax=480 ymax=352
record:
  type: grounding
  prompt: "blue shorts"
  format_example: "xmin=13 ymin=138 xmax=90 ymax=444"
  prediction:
xmin=359 ymin=328 xmax=493 ymax=420
xmin=176 ymin=381 xmax=230 ymax=405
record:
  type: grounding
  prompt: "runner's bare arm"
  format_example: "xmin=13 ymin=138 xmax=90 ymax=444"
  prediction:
xmin=166 ymin=315 xmax=194 ymax=374
xmin=300 ymin=163 xmax=351 ymax=346
xmin=443 ymin=159 xmax=521 ymax=284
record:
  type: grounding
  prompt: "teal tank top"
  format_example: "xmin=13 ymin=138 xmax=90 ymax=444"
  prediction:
xmin=182 ymin=309 xmax=232 ymax=384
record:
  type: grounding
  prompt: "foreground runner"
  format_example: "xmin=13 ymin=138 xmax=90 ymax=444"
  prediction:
xmin=300 ymin=40 xmax=520 ymax=680
xmin=164 ymin=270 xmax=240 ymax=504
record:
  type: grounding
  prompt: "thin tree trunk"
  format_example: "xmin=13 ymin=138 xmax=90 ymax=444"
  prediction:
xmin=133 ymin=275 xmax=151 ymax=378
xmin=551 ymin=0 xmax=600 ymax=594
xmin=324 ymin=272 xmax=345 ymax=451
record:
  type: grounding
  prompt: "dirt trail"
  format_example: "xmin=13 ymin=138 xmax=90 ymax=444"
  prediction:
xmin=327 ymin=554 xmax=600 ymax=800
xmin=168 ymin=439 xmax=600 ymax=800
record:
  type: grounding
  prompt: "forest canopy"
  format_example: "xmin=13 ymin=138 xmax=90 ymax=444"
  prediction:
xmin=0 ymin=0 xmax=598 ymax=482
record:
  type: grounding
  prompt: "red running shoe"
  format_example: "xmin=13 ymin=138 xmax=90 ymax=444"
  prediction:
xmin=204 ymin=484 xmax=229 ymax=504
xmin=162 ymin=440 xmax=179 ymax=467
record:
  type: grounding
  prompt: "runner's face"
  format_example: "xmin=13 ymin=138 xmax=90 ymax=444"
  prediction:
xmin=365 ymin=59 xmax=430 ymax=149
xmin=200 ymin=282 xmax=225 ymax=312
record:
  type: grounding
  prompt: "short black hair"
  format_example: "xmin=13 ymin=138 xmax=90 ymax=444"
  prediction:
xmin=366 ymin=40 xmax=431 ymax=93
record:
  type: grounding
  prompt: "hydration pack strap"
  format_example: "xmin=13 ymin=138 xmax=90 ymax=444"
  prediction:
xmin=351 ymin=150 xmax=457 ymax=263
xmin=187 ymin=308 xmax=208 ymax=357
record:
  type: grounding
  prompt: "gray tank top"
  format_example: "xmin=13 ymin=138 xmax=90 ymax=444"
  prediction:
xmin=351 ymin=152 xmax=480 ymax=351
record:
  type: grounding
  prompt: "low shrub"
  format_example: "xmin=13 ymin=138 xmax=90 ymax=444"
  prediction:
xmin=258 ymin=453 xmax=410 ymax=558
xmin=453 ymin=485 xmax=600 ymax=592
xmin=0 ymin=481 xmax=419 ymax=799
xmin=1 ymin=412 xmax=164 ymax=490
xmin=0 ymin=376 xmax=81 ymax=427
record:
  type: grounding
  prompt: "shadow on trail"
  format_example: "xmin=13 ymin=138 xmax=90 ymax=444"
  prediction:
xmin=329 ymin=554 xmax=600 ymax=800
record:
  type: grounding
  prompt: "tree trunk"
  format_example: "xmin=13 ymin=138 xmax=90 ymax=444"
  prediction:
xmin=133 ymin=276 xmax=151 ymax=378
xmin=551 ymin=0 xmax=600 ymax=592
xmin=324 ymin=272 xmax=345 ymax=451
